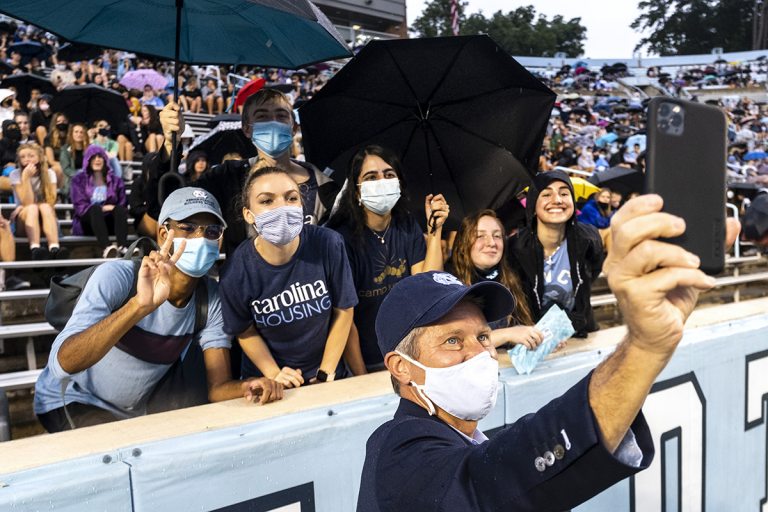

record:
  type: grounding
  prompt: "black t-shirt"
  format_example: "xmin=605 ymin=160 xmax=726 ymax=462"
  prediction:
xmin=182 ymin=88 xmax=202 ymax=99
xmin=29 ymin=109 xmax=51 ymax=133
xmin=332 ymin=216 xmax=426 ymax=366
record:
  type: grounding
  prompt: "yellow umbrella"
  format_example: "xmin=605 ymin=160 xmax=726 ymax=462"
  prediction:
xmin=523 ymin=176 xmax=599 ymax=201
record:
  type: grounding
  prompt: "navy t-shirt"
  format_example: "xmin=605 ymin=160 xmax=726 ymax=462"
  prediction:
xmin=333 ymin=216 xmax=426 ymax=366
xmin=219 ymin=224 xmax=358 ymax=379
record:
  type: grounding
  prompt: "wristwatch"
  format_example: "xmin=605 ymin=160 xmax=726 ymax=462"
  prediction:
xmin=316 ymin=370 xmax=335 ymax=382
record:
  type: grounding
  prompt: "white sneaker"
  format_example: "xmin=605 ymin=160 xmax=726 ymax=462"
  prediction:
xmin=103 ymin=244 xmax=119 ymax=259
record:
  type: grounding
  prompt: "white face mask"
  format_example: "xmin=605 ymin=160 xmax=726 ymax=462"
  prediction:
xmin=359 ymin=178 xmax=401 ymax=215
xmin=397 ymin=350 xmax=499 ymax=421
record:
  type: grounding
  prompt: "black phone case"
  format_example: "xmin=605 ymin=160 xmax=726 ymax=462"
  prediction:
xmin=645 ymin=97 xmax=727 ymax=275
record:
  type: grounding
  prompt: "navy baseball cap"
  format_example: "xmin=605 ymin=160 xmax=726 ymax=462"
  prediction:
xmin=375 ymin=271 xmax=515 ymax=355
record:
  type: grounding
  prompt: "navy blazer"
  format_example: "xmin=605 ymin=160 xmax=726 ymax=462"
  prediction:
xmin=357 ymin=373 xmax=654 ymax=512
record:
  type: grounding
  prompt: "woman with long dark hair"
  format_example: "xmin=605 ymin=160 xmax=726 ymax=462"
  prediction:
xmin=326 ymin=144 xmax=450 ymax=372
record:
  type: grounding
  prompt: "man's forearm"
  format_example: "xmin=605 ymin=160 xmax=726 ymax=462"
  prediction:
xmin=588 ymin=335 xmax=672 ymax=452
xmin=57 ymin=297 xmax=153 ymax=374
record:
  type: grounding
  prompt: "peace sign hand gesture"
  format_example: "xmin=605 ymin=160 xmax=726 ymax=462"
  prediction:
xmin=135 ymin=230 xmax=187 ymax=312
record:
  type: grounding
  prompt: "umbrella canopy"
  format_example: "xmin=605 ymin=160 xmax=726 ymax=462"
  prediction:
xmin=0 ymin=1 xmax=351 ymax=69
xmin=625 ymin=133 xmax=647 ymax=151
xmin=188 ymin=121 xmax=256 ymax=166
xmin=51 ymin=84 xmax=129 ymax=128
xmin=0 ymin=73 xmax=56 ymax=107
xmin=57 ymin=42 xmax=103 ymax=62
xmin=7 ymin=41 xmax=52 ymax=65
xmin=743 ymin=194 xmax=768 ymax=240
xmin=588 ymin=165 xmax=644 ymax=195
xmin=744 ymin=151 xmax=768 ymax=161
xmin=120 ymin=69 xmax=168 ymax=91
xmin=300 ymin=35 xmax=555 ymax=229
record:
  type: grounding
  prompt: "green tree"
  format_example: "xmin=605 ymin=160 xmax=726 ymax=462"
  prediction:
xmin=410 ymin=2 xmax=586 ymax=57
xmin=631 ymin=0 xmax=757 ymax=54
xmin=410 ymin=0 xmax=469 ymax=38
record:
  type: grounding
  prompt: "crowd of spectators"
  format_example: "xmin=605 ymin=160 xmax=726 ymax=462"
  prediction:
xmin=0 ymin=17 xmax=764 ymax=434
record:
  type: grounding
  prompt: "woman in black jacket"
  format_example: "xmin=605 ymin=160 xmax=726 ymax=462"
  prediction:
xmin=507 ymin=169 xmax=604 ymax=337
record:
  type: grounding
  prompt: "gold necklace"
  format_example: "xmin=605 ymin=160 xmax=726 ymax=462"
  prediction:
xmin=368 ymin=223 xmax=390 ymax=244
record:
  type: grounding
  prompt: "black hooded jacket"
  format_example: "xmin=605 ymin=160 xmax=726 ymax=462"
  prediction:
xmin=507 ymin=170 xmax=604 ymax=337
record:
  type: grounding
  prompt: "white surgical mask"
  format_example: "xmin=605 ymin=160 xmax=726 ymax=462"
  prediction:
xmin=397 ymin=350 xmax=499 ymax=421
xmin=172 ymin=237 xmax=219 ymax=278
xmin=250 ymin=205 xmax=304 ymax=246
xmin=359 ymin=178 xmax=401 ymax=215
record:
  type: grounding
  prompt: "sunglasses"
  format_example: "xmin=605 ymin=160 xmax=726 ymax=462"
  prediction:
xmin=166 ymin=221 xmax=224 ymax=241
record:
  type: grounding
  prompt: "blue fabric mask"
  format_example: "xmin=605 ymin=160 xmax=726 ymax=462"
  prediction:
xmin=250 ymin=121 xmax=293 ymax=157
xmin=173 ymin=237 xmax=219 ymax=278
xmin=509 ymin=304 xmax=575 ymax=375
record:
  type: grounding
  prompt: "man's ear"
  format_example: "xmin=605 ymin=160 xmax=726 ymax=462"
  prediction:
xmin=384 ymin=352 xmax=411 ymax=387
xmin=157 ymin=223 xmax=168 ymax=246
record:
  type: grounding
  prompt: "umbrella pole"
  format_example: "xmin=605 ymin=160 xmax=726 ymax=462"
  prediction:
xmin=170 ymin=0 xmax=183 ymax=174
xmin=159 ymin=0 xmax=186 ymax=206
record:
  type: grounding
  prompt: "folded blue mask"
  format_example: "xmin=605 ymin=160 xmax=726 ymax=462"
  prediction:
xmin=509 ymin=304 xmax=575 ymax=375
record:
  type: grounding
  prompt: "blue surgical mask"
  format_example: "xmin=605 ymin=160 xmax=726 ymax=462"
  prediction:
xmin=250 ymin=121 xmax=293 ymax=158
xmin=172 ymin=237 xmax=219 ymax=278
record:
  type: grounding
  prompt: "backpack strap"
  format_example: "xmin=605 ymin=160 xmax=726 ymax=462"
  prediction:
xmin=193 ymin=277 xmax=208 ymax=335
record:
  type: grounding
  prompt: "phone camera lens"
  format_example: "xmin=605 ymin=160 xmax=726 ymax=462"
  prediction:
xmin=670 ymin=114 xmax=683 ymax=127
xmin=659 ymin=103 xmax=672 ymax=117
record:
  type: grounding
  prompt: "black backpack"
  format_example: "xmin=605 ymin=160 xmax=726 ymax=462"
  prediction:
xmin=45 ymin=237 xmax=160 ymax=331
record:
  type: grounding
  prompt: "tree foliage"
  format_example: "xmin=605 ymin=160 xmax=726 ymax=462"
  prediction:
xmin=410 ymin=1 xmax=587 ymax=57
xmin=632 ymin=0 xmax=761 ymax=54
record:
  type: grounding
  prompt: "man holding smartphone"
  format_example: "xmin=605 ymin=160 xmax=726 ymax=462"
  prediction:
xmin=358 ymin=195 xmax=739 ymax=512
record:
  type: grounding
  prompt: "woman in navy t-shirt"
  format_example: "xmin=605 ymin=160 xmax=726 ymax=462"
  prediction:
xmin=326 ymin=145 xmax=450 ymax=372
xmin=219 ymin=167 xmax=357 ymax=387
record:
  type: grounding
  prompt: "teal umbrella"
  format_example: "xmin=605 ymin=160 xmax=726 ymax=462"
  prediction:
xmin=0 ymin=1 xmax=350 ymax=70
xmin=1 ymin=0 xmax=351 ymax=185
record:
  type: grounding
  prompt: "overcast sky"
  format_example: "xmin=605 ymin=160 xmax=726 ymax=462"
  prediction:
xmin=405 ymin=0 xmax=652 ymax=59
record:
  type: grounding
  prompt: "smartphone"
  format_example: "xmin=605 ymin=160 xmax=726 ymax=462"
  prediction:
xmin=645 ymin=97 xmax=727 ymax=275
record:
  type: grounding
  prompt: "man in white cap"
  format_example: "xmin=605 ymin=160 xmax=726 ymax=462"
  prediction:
xmin=34 ymin=187 xmax=283 ymax=432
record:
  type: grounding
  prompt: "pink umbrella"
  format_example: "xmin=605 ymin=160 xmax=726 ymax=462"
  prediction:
xmin=119 ymin=69 xmax=168 ymax=91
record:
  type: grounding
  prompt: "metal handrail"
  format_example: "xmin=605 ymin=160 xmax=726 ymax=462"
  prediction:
xmin=591 ymin=270 xmax=768 ymax=307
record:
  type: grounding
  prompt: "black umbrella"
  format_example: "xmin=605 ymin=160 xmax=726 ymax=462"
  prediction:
xmin=208 ymin=113 xmax=241 ymax=128
xmin=265 ymin=83 xmax=297 ymax=94
xmin=57 ymin=42 xmax=103 ymax=62
xmin=0 ymin=60 xmax=14 ymax=75
xmin=51 ymin=84 xmax=129 ymax=128
xmin=7 ymin=41 xmax=52 ymax=65
xmin=188 ymin=120 xmax=256 ymax=166
xmin=729 ymin=181 xmax=762 ymax=200
xmin=743 ymin=194 xmax=768 ymax=240
xmin=0 ymin=21 xmax=17 ymax=34
xmin=571 ymin=106 xmax=591 ymax=117
xmin=588 ymin=165 xmax=644 ymax=195
xmin=300 ymin=35 xmax=556 ymax=229
xmin=0 ymin=73 xmax=55 ymax=107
